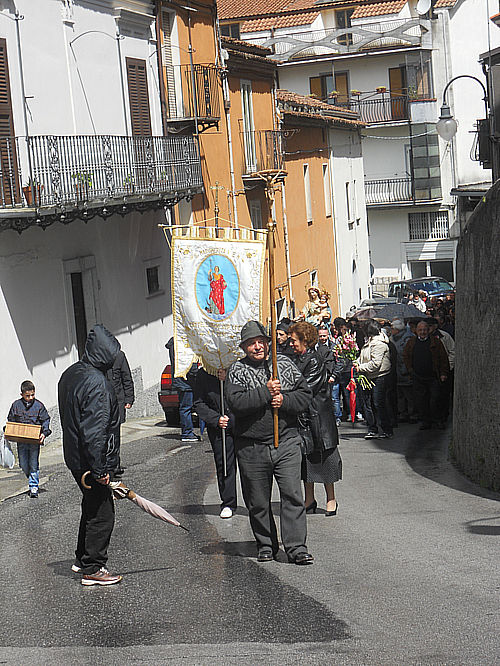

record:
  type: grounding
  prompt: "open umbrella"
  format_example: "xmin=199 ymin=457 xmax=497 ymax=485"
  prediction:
xmin=376 ymin=303 xmax=428 ymax=320
xmin=81 ymin=472 xmax=189 ymax=531
xmin=346 ymin=367 xmax=357 ymax=426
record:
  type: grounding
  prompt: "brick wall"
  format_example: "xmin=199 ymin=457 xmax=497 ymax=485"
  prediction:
xmin=452 ymin=181 xmax=500 ymax=491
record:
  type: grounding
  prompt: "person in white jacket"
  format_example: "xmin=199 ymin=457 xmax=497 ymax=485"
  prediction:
xmin=354 ymin=320 xmax=393 ymax=440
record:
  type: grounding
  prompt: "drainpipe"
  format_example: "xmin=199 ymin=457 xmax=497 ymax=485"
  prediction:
xmin=14 ymin=12 xmax=34 ymax=183
xmin=214 ymin=11 xmax=238 ymax=228
xmin=327 ymin=127 xmax=342 ymax=315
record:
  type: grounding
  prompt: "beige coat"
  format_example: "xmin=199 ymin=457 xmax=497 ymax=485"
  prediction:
xmin=357 ymin=332 xmax=391 ymax=379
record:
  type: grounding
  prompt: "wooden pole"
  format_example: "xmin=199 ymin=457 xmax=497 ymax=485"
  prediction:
xmin=265 ymin=177 xmax=279 ymax=448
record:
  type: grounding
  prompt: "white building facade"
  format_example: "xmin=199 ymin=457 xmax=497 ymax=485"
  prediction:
xmin=222 ymin=0 xmax=498 ymax=294
xmin=0 ymin=0 xmax=203 ymax=430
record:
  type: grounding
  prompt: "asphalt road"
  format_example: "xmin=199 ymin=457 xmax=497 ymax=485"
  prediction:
xmin=0 ymin=420 xmax=498 ymax=665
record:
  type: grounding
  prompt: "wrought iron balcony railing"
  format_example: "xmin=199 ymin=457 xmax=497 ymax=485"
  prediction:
xmin=240 ymin=130 xmax=284 ymax=176
xmin=244 ymin=18 xmax=423 ymax=62
xmin=365 ymin=177 xmax=413 ymax=205
xmin=337 ymin=95 xmax=409 ymax=123
xmin=166 ymin=64 xmax=220 ymax=127
xmin=0 ymin=134 xmax=203 ymax=210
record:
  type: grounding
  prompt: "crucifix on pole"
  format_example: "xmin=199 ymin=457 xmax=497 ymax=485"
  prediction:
xmin=209 ymin=181 xmax=225 ymax=234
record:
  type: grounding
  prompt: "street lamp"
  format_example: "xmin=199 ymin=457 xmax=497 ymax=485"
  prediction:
xmin=436 ymin=74 xmax=488 ymax=141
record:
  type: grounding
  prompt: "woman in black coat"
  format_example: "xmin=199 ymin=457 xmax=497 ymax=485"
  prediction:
xmin=289 ymin=322 xmax=342 ymax=516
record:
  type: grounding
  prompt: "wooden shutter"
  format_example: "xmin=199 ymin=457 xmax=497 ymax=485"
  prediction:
xmin=0 ymin=39 xmax=19 ymax=205
xmin=161 ymin=10 xmax=178 ymax=118
xmin=126 ymin=58 xmax=152 ymax=136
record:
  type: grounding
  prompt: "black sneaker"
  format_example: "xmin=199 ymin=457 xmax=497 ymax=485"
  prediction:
xmin=181 ymin=435 xmax=200 ymax=443
xmin=364 ymin=432 xmax=379 ymax=439
xmin=378 ymin=432 xmax=393 ymax=439
xmin=29 ymin=488 xmax=39 ymax=498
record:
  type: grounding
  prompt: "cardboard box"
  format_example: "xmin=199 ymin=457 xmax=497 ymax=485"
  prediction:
xmin=4 ymin=422 xmax=41 ymax=444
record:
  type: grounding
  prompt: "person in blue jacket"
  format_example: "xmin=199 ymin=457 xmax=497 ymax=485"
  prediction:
xmin=7 ymin=380 xmax=51 ymax=499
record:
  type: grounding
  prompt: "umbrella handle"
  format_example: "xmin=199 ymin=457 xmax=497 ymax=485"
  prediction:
xmin=81 ymin=470 xmax=92 ymax=489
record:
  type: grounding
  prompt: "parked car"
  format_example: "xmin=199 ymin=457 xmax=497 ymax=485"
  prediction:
xmin=360 ymin=297 xmax=398 ymax=307
xmin=158 ymin=364 xmax=199 ymax=426
xmin=388 ymin=277 xmax=455 ymax=301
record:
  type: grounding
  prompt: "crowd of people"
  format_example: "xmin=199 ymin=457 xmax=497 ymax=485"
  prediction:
xmin=2 ymin=289 xmax=455 ymax=585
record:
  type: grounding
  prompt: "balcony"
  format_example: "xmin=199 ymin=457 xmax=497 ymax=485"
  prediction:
xmin=365 ymin=177 xmax=413 ymax=206
xmin=245 ymin=18 xmax=425 ymax=62
xmin=0 ymin=134 xmax=203 ymax=232
xmin=339 ymin=95 xmax=409 ymax=124
xmin=240 ymin=130 xmax=284 ymax=185
xmin=166 ymin=64 xmax=221 ymax=132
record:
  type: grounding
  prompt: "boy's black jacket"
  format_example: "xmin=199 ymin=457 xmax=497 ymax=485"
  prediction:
xmin=58 ymin=325 xmax=121 ymax=478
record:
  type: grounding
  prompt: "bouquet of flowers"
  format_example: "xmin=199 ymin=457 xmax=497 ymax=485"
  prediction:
xmin=333 ymin=333 xmax=359 ymax=361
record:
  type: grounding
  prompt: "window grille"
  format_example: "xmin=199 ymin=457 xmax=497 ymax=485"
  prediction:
xmin=408 ymin=211 xmax=449 ymax=240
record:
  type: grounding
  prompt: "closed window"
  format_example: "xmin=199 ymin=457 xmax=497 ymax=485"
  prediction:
xmin=409 ymin=211 xmax=449 ymax=240
xmin=322 ymin=163 xmax=331 ymax=217
xmin=144 ymin=258 xmax=164 ymax=297
xmin=241 ymin=80 xmax=256 ymax=173
xmin=249 ymin=199 xmax=263 ymax=229
xmin=221 ymin=23 xmax=240 ymax=39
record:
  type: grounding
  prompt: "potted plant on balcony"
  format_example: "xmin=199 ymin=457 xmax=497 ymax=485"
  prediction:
xmin=350 ymin=89 xmax=361 ymax=96
xmin=376 ymin=86 xmax=387 ymax=93
xmin=72 ymin=171 xmax=93 ymax=201
xmin=123 ymin=174 xmax=135 ymax=194
xmin=22 ymin=178 xmax=43 ymax=207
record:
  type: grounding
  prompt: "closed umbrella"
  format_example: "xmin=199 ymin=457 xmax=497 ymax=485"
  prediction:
xmin=346 ymin=367 xmax=357 ymax=425
xmin=81 ymin=472 xmax=189 ymax=531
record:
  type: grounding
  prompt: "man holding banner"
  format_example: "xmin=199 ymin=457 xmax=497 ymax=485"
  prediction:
xmin=225 ymin=321 xmax=314 ymax=565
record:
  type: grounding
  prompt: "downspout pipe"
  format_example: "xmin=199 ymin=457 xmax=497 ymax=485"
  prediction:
xmin=14 ymin=12 xmax=34 ymax=183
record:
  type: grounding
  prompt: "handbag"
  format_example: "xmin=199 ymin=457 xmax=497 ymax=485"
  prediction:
xmin=298 ymin=405 xmax=323 ymax=455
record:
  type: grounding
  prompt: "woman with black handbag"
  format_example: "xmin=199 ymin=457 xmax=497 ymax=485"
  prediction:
xmin=289 ymin=322 xmax=342 ymax=516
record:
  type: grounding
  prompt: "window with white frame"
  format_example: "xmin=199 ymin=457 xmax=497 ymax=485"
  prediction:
xmin=304 ymin=164 xmax=312 ymax=223
xmin=408 ymin=211 xmax=449 ymax=241
xmin=241 ymin=80 xmax=256 ymax=173
xmin=144 ymin=257 xmax=164 ymax=297
xmin=322 ymin=163 xmax=331 ymax=217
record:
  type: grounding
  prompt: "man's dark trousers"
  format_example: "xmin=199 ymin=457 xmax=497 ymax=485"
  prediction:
xmin=413 ymin=374 xmax=441 ymax=425
xmin=208 ymin=428 xmax=237 ymax=509
xmin=236 ymin=437 xmax=307 ymax=560
xmin=72 ymin=472 xmax=115 ymax=575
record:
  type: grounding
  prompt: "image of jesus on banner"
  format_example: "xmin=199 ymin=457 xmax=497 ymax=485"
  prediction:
xmin=207 ymin=265 xmax=227 ymax=315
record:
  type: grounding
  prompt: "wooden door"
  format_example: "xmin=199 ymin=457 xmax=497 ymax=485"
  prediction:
xmin=0 ymin=39 xmax=20 ymax=206
xmin=126 ymin=58 xmax=152 ymax=190
xmin=335 ymin=72 xmax=349 ymax=106
xmin=389 ymin=66 xmax=407 ymax=120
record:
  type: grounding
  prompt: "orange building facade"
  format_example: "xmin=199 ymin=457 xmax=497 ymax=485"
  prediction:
xmin=156 ymin=0 xmax=367 ymax=320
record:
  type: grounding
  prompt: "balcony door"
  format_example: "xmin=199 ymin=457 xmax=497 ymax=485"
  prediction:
xmin=161 ymin=10 xmax=179 ymax=119
xmin=389 ymin=66 xmax=407 ymax=120
xmin=241 ymin=80 xmax=256 ymax=173
xmin=126 ymin=58 xmax=152 ymax=191
xmin=0 ymin=39 xmax=20 ymax=206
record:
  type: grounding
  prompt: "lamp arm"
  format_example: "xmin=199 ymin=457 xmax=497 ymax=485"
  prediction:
xmin=441 ymin=74 xmax=489 ymax=118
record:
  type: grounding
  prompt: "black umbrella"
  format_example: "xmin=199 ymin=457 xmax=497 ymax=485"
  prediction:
xmin=376 ymin=303 xmax=428 ymax=320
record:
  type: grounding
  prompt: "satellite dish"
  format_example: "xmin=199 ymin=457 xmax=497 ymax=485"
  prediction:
xmin=416 ymin=0 xmax=431 ymax=14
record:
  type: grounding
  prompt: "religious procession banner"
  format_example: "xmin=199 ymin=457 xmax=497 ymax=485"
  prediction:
xmin=169 ymin=226 xmax=266 ymax=376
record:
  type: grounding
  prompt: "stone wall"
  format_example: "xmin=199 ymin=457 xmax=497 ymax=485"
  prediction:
xmin=452 ymin=180 xmax=500 ymax=491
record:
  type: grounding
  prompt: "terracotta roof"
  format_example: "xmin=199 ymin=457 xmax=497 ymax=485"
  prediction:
xmin=277 ymin=89 xmax=358 ymax=115
xmin=434 ymin=0 xmax=457 ymax=7
xmin=221 ymin=35 xmax=273 ymax=55
xmin=351 ymin=0 xmax=406 ymax=19
xmin=241 ymin=11 xmax=319 ymax=31
xmin=281 ymin=109 xmax=365 ymax=128
xmin=218 ymin=0 xmax=318 ymax=21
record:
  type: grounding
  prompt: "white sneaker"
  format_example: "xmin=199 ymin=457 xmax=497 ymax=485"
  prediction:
xmin=220 ymin=506 xmax=233 ymax=519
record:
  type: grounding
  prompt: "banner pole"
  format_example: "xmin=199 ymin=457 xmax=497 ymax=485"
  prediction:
xmin=265 ymin=178 xmax=279 ymax=449
xmin=219 ymin=378 xmax=227 ymax=477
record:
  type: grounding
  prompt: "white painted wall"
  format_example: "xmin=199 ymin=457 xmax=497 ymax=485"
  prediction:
xmin=330 ymin=129 xmax=371 ymax=314
xmin=0 ymin=209 xmax=172 ymax=424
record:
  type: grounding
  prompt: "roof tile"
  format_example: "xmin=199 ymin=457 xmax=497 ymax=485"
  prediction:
xmin=434 ymin=0 xmax=457 ymax=7
xmin=218 ymin=0 xmax=318 ymax=21
xmin=351 ymin=1 xmax=406 ymax=19
xmin=241 ymin=11 xmax=319 ymax=31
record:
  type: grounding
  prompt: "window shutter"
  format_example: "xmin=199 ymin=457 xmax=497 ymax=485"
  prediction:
xmin=0 ymin=39 xmax=19 ymax=205
xmin=126 ymin=58 xmax=152 ymax=136
xmin=161 ymin=10 xmax=178 ymax=118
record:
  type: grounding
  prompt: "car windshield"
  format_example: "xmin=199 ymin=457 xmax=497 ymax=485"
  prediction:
xmin=413 ymin=279 xmax=453 ymax=293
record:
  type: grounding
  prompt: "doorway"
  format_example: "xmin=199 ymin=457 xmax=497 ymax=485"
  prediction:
xmin=64 ymin=257 xmax=100 ymax=360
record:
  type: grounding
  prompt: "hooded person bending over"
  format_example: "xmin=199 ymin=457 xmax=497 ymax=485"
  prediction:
xmin=225 ymin=321 xmax=314 ymax=565
xmin=58 ymin=325 xmax=122 ymax=586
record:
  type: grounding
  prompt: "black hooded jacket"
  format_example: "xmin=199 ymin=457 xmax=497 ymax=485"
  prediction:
xmin=58 ymin=325 xmax=121 ymax=478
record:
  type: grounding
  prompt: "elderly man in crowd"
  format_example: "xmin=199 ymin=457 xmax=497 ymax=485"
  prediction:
xmin=403 ymin=320 xmax=449 ymax=430
xmin=390 ymin=319 xmax=416 ymax=423
xmin=427 ymin=316 xmax=455 ymax=424
xmin=225 ymin=321 xmax=314 ymax=565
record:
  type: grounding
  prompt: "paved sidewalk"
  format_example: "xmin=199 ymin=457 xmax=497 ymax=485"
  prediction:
xmin=0 ymin=415 xmax=173 ymax=502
